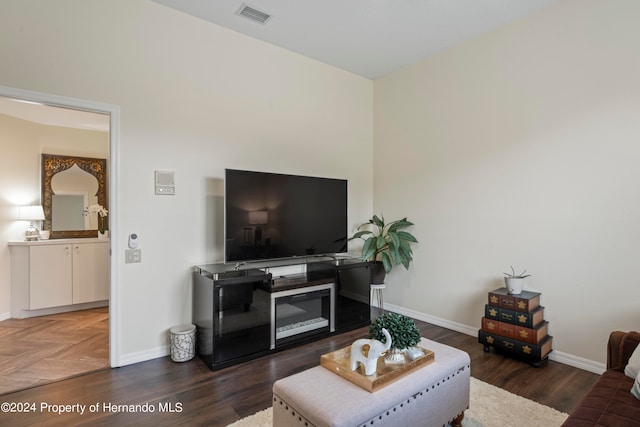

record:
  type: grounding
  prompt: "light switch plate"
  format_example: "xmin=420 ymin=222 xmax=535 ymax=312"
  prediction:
xmin=125 ymin=249 xmax=141 ymax=263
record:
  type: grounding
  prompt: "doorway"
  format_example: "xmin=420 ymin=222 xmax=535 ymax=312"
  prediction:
xmin=0 ymin=85 xmax=120 ymax=392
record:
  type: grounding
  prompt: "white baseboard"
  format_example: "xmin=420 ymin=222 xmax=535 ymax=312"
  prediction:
xmin=0 ymin=312 xmax=11 ymax=321
xmin=385 ymin=302 xmax=606 ymax=375
xmin=113 ymin=304 xmax=607 ymax=374
xmin=12 ymin=301 xmax=108 ymax=319
xmin=549 ymin=350 xmax=605 ymax=375
xmin=117 ymin=345 xmax=169 ymax=367
xmin=385 ymin=303 xmax=478 ymax=336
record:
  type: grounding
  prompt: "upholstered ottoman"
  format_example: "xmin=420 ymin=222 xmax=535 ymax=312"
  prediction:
xmin=272 ymin=338 xmax=470 ymax=427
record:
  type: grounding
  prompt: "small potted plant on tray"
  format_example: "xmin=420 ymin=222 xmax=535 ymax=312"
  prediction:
xmin=369 ymin=313 xmax=421 ymax=364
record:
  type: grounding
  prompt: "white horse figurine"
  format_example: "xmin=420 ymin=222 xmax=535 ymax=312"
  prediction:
xmin=350 ymin=328 xmax=392 ymax=376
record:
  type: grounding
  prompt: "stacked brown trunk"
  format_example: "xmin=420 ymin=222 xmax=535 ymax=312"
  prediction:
xmin=478 ymin=287 xmax=553 ymax=365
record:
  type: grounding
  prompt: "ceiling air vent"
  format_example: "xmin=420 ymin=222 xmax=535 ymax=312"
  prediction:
xmin=236 ymin=3 xmax=272 ymax=25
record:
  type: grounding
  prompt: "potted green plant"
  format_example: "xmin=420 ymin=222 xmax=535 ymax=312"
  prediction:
xmin=369 ymin=312 xmax=421 ymax=364
xmin=503 ymin=266 xmax=531 ymax=295
xmin=349 ymin=214 xmax=418 ymax=284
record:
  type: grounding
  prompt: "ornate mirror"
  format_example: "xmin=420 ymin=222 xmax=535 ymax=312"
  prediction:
xmin=42 ymin=154 xmax=107 ymax=238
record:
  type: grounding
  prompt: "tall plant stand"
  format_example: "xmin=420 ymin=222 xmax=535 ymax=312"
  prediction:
xmin=370 ymin=283 xmax=386 ymax=317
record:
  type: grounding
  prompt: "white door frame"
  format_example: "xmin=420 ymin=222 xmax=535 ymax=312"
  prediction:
xmin=0 ymin=85 xmax=122 ymax=367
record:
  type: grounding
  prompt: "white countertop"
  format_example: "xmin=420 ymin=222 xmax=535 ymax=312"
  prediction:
xmin=8 ymin=238 xmax=109 ymax=246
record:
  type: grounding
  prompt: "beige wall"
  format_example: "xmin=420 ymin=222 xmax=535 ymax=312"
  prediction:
xmin=0 ymin=0 xmax=373 ymax=363
xmin=0 ymin=113 xmax=108 ymax=317
xmin=374 ymin=0 xmax=640 ymax=368
xmin=3 ymin=0 xmax=635 ymax=371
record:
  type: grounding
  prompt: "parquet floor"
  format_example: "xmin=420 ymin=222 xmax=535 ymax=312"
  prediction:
xmin=0 ymin=307 xmax=109 ymax=395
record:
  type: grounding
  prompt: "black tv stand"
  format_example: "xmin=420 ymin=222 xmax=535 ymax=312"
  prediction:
xmin=193 ymin=256 xmax=371 ymax=370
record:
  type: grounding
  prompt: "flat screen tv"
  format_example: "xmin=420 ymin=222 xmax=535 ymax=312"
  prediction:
xmin=225 ymin=169 xmax=348 ymax=263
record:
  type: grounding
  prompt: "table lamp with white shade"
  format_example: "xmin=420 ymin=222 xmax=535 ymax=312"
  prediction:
xmin=18 ymin=205 xmax=45 ymax=241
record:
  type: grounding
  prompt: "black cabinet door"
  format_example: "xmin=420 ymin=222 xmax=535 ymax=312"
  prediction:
xmin=212 ymin=283 xmax=271 ymax=364
xmin=335 ymin=262 xmax=371 ymax=331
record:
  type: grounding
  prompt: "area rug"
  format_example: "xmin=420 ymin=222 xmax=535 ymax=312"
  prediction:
xmin=226 ymin=377 xmax=568 ymax=427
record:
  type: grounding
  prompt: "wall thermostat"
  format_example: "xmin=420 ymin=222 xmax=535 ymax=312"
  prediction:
xmin=155 ymin=170 xmax=175 ymax=195
xmin=128 ymin=233 xmax=139 ymax=249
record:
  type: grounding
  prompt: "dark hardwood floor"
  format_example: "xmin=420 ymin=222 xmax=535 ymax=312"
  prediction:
xmin=0 ymin=318 xmax=598 ymax=427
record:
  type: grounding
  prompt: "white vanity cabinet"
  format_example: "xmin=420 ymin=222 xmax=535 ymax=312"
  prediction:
xmin=9 ymin=239 xmax=109 ymax=318
xmin=29 ymin=243 xmax=73 ymax=310
xmin=72 ymin=242 xmax=110 ymax=304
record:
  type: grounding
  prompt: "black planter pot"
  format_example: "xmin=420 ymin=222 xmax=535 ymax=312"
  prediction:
xmin=370 ymin=261 xmax=386 ymax=284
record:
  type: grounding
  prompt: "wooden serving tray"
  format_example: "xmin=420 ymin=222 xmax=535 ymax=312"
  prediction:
xmin=320 ymin=345 xmax=435 ymax=392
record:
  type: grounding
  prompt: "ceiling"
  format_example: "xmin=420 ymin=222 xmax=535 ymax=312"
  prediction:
xmin=0 ymin=96 xmax=109 ymax=132
xmin=0 ymin=1 xmax=560 ymax=127
xmin=152 ymin=0 xmax=560 ymax=79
